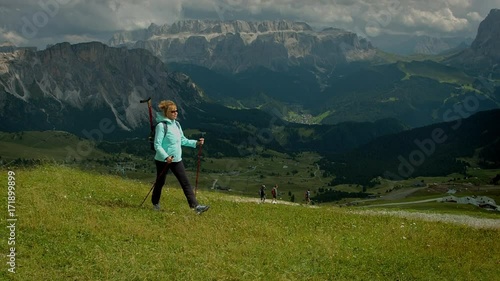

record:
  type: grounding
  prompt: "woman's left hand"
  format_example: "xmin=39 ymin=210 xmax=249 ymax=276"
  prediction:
xmin=197 ymin=138 xmax=204 ymax=146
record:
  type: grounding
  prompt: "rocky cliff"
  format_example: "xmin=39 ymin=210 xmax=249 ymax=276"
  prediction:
xmin=470 ymin=9 xmax=500 ymax=59
xmin=445 ymin=9 xmax=500 ymax=75
xmin=109 ymin=20 xmax=376 ymax=73
xmin=0 ymin=42 xmax=206 ymax=136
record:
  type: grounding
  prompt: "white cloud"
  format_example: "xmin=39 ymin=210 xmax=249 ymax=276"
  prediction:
xmin=0 ymin=0 xmax=496 ymax=49
xmin=105 ymin=0 xmax=184 ymax=30
xmin=402 ymin=7 xmax=469 ymax=32
xmin=467 ymin=11 xmax=484 ymax=21
xmin=0 ymin=27 xmax=27 ymax=46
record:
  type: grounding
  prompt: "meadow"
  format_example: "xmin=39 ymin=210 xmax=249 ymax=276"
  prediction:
xmin=0 ymin=131 xmax=334 ymax=202
xmin=1 ymin=165 xmax=499 ymax=280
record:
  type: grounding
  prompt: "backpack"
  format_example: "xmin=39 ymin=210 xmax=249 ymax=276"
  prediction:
xmin=149 ymin=121 xmax=180 ymax=151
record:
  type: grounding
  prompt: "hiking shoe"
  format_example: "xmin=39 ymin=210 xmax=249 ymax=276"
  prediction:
xmin=194 ymin=205 xmax=210 ymax=215
xmin=153 ymin=204 xmax=161 ymax=211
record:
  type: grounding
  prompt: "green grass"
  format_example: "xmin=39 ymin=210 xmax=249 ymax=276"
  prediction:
xmin=0 ymin=131 xmax=109 ymax=162
xmin=0 ymin=131 xmax=331 ymax=202
xmin=1 ymin=165 xmax=499 ymax=280
xmin=374 ymin=49 xmax=447 ymax=64
xmin=397 ymin=61 xmax=473 ymax=85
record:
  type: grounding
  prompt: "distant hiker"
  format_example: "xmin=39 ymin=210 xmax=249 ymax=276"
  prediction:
xmin=151 ymin=100 xmax=209 ymax=214
xmin=305 ymin=189 xmax=311 ymax=205
xmin=271 ymin=184 xmax=278 ymax=204
xmin=260 ymin=185 xmax=266 ymax=203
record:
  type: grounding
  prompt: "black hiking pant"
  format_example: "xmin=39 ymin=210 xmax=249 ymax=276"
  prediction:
xmin=152 ymin=160 xmax=198 ymax=208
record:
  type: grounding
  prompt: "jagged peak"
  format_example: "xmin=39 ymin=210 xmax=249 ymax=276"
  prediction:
xmin=106 ymin=19 xmax=374 ymax=73
xmin=470 ymin=8 xmax=500 ymax=53
xmin=488 ymin=8 xmax=500 ymax=14
xmin=149 ymin=19 xmax=313 ymax=35
xmin=109 ymin=19 xmax=353 ymax=47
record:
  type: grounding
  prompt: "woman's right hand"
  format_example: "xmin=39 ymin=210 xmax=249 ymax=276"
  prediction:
xmin=166 ymin=156 xmax=174 ymax=163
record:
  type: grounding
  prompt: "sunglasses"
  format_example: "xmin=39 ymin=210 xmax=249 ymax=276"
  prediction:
xmin=169 ymin=110 xmax=178 ymax=113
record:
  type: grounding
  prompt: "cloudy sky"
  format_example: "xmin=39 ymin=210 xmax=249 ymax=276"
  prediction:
xmin=0 ymin=0 xmax=498 ymax=49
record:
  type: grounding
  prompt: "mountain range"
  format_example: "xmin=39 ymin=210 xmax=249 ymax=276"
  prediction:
xmin=0 ymin=40 xmax=407 ymax=155
xmin=0 ymin=42 xmax=204 ymax=136
xmin=108 ymin=19 xmax=376 ymax=73
xmin=107 ymin=10 xmax=500 ymax=128
xmin=0 ymin=9 xmax=499 ymax=175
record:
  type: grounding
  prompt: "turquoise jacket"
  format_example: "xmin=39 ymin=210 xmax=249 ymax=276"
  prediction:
xmin=153 ymin=112 xmax=197 ymax=162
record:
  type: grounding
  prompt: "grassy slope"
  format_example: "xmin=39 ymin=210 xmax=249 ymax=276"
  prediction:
xmin=0 ymin=131 xmax=334 ymax=200
xmin=375 ymin=52 xmax=476 ymax=94
xmin=0 ymin=131 xmax=108 ymax=161
xmin=1 ymin=165 xmax=499 ymax=280
xmin=397 ymin=61 xmax=474 ymax=84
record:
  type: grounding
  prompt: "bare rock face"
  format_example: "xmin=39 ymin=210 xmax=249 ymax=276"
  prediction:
xmin=0 ymin=42 xmax=206 ymax=134
xmin=470 ymin=9 xmax=500 ymax=60
xmin=413 ymin=36 xmax=458 ymax=55
xmin=445 ymin=9 xmax=500 ymax=74
xmin=109 ymin=20 xmax=376 ymax=73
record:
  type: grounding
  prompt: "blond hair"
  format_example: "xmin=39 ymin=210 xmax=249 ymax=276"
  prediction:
xmin=158 ymin=100 xmax=176 ymax=116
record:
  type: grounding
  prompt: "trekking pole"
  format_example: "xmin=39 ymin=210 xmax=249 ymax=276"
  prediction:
xmin=140 ymin=97 xmax=154 ymax=132
xmin=195 ymin=132 xmax=206 ymax=194
xmin=139 ymin=185 xmax=154 ymax=207
xmin=139 ymin=161 xmax=170 ymax=207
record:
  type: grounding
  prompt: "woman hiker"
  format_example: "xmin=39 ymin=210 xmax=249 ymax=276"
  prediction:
xmin=152 ymin=100 xmax=209 ymax=214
